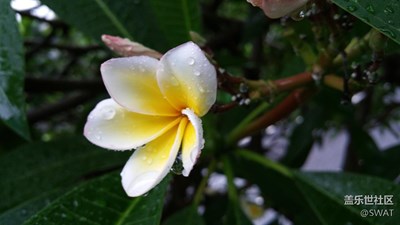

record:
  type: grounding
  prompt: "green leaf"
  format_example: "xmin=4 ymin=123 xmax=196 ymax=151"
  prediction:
xmin=24 ymin=172 xmax=170 ymax=225
xmin=281 ymin=108 xmax=325 ymax=168
xmin=0 ymin=0 xmax=30 ymax=139
xmin=232 ymin=150 xmax=400 ymax=225
xmin=296 ymin=172 xmax=400 ymax=225
xmin=41 ymin=0 xmax=201 ymax=51
xmin=332 ymin=0 xmax=400 ymax=45
xmin=163 ymin=204 xmax=205 ymax=225
xmin=0 ymin=190 xmax=61 ymax=225
xmin=348 ymin=127 xmax=400 ymax=179
xmin=0 ymin=136 xmax=130 ymax=212
xmin=231 ymin=150 xmax=318 ymax=225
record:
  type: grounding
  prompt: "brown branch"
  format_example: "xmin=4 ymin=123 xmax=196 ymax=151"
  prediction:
xmin=231 ymin=88 xmax=315 ymax=142
xmin=28 ymin=92 xmax=97 ymax=123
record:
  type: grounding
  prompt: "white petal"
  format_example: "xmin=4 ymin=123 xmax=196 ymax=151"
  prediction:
xmin=181 ymin=108 xmax=204 ymax=177
xmin=121 ymin=118 xmax=188 ymax=197
xmin=101 ymin=56 xmax=178 ymax=116
xmin=157 ymin=42 xmax=217 ymax=117
xmin=84 ymin=99 xmax=181 ymax=150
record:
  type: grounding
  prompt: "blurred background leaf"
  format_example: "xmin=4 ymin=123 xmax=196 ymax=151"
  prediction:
xmin=0 ymin=0 xmax=29 ymax=139
xmin=232 ymin=150 xmax=400 ymax=225
xmin=40 ymin=0 xmax=201 ymax=51
xmin=0 ymin=136 xmax=129 ymax=213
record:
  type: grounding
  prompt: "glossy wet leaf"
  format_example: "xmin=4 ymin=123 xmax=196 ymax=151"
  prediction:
xmin=332 ymin=0 xmax=400 ymax=45
xmin=24 ymin=172 xmax=170 ymax=225
xmin=349 ymin=127 xmax=400 ymax=179
xmin=0 ymin=0 xmax=30 ymax=139
xmin=296 ymin=172 xmax=400 ymax=225
xmin=41 ymin=0 xmax=201 ymax=51
xmin=163 ymin=204 xmax=205 ymax=225
xmin=232 ymin=150 xmax=400 ymax=225
xmin=0 ymin=190 xmax=61 ymax=225
xmin=0 ymin=136 xmax=129 ymax=212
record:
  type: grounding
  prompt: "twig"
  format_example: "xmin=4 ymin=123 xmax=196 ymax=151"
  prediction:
xmin=28 ymin=92 xmax=97 ymax=123
xmin=25 ymin=77 xmax=105 ymax=93
xmin=228 ymin=88 xmax=315 ymax=144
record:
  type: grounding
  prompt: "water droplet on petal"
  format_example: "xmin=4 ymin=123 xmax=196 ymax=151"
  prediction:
xmin=187 ymin=57 xmax=195 ymax=65
xmin=147 ymin=158 xmax=153 ymax=165
xmin=100 ymin=107 xmax=116 ymax=120
xmin=194 ymin=71 xmax=201 ymax=76
xmin=190 ymin=149 xmax=198 ymax=163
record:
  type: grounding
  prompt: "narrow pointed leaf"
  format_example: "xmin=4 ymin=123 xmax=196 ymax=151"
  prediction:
xmin=24 ymin=172 xmax=170 ymax=225
xmin=0 ymin=0 xmax=29 ymax=139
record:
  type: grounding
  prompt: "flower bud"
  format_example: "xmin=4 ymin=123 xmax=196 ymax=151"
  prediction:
xmin=247 ymin=0 xmax=309 ymax=19
xmin=101 ymin=34 xmax=162 ymax=59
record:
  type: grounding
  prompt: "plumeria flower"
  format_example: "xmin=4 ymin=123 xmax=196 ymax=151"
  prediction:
xmin=84 ymin=42 xmax=217 ymax=197
xmin=247 ymin=0 xmax=309 ymax=18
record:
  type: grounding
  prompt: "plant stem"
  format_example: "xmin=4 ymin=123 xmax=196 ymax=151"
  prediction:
xmin=222 ymin=157 xmax=239 ymax=203
xmin=228 ymin=88 xmax=315 ymax=144
xmin=193 ymin=159 xmax=217 ymax=206
xmin=245 ymin=72 xmax=313 ymax=99
xmin=227 ymin=102 xmax=270 ymax=145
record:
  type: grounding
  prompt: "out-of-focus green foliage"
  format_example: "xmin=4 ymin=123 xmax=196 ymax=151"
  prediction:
xmin=0 ymin=0 xmax=29 ymax=139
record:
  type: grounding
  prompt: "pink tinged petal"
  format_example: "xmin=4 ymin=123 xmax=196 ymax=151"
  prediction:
xmin=101 ymin=56 xmax=178 ymax=116
xmin=84 ymin=99 xmax=181 ymax=151
xmin=120 ymin=118 xmax=188 ymax=197
xmin=181 ymin=108 xmax=204 ymax=177
xmin=157 ymin=42 xmax=217 ymax=117
xmin=248 ymin=0 xmax=309 ymax=19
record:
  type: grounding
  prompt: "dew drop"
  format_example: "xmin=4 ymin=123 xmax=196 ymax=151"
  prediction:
xmin=100 ymin=107 xmax=116 ymax=120
xmin=194 ymin=71 xmax=201 ymax=76
xmin=365 ymin=4 xmax=375 ymax=14
xmin=142 ymin=156 xmax=147 ymax=161
xmin=73 ymin=200 xmax=79 ymax=207
xmin=147 ymin=158 xmax=153 ymax=165
xmin=384 ymin=6 xmax=394 ymax=14
xmin=291 ymin=10 xmax=305 ymax=21
xmin=95 ymin=134 xmax=102 ymax=140
xmin=380 ymin=28 xmax=396 ymax=38
xmin=187 ymin=57 xmax=195 ymax=65
xmin=171 ymin=155 xmax=183 ymax=175
xmin=347 ymin=5 xmax=357 ymax=12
